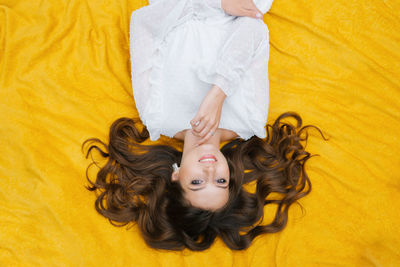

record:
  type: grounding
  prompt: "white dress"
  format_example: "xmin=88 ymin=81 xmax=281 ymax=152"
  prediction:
xmin=129 ymin=0 xmax=273 ymax=141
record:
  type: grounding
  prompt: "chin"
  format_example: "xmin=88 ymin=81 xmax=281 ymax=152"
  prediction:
xmin=198 ymin=143 xmax=218 ymax=151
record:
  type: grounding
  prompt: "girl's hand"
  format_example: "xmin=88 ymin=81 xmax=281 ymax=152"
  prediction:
xmin=190 ymin=85 xmax=226 ymax=145
xmin=221 ymin=0 xmax=263 ymax=19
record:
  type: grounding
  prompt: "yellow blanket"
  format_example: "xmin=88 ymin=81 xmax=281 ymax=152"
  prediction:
xmin=1 ymin=0 xmax=399 ymax=265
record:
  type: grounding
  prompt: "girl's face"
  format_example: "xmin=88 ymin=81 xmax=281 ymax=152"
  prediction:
xmin=172 ymin=144 xmax=230 ymax=211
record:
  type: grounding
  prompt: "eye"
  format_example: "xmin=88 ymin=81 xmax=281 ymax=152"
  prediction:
xmin=217 ymin=178 xmax=227 ymax=184
xmin=191 ymin=179 xmax=203 ymax=185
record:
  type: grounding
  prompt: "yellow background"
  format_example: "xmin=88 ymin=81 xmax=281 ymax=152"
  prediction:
xmin=1 ymin=0 xmax=399 ymax=266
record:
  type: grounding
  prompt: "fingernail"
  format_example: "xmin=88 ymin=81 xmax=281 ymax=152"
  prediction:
xmin=256 ymin=13 xmax=262 ymax=18
xmin=194 ymin=121 xmax=200 ymax=126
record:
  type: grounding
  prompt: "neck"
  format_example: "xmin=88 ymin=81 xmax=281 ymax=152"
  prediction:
xmin=182 ymin=129 xmax=222 ymax=155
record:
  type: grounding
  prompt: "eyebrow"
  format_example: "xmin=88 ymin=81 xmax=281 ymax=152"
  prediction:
xmin=188 ymin=186 xmax=228 ymax=191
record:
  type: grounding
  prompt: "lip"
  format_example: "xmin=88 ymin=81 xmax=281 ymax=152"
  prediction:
xmin=198 ymin=154 xmax=217 ymax=162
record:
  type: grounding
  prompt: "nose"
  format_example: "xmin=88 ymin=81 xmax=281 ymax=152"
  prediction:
xmin=203 ymin=164 xmax=216 ymax=178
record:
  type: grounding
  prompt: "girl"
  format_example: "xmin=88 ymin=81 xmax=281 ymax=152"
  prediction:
xmin=83 ymin=0 xmax=326 ymax=250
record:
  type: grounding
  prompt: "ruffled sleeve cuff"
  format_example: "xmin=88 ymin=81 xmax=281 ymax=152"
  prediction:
xmin=213 ymin=74 xmax=231 ymax=97
xmin=195 ymin=60 xmax=241 ymax=97
xmin=213 ymin=62 xmax=241 ymax=97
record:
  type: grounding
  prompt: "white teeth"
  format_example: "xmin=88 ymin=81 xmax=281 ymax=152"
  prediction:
xmin=199 ymin=158 xmax=216 ymax=162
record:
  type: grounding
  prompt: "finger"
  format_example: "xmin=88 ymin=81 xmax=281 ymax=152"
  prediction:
xmin=192 ymin=120 xmax=200 ymax=127
xmin=191 ymin=129 xmax=201 ymax=137
xmin=190 ymin=116 xmax=201 ymax=128
xmin=242 ymin=3 xmax=263 ymax=19
xmin=200 ymin=119 xmax=217 ymax=137
xmin=197 ymin=125 xmax=217 ymax=145
xmin=209 ymin=125 xmax=218 ymax=137
xmin=243 ymin=9 xmax=263 ymax=19
xmin=197 ymin=124 xmax=210 ymax=138
xmin=191 ymin=120 xmax=202 ymax=135
xmin=197 ymin=131 xmax=213 ymax=146
xmin=193 ymin=119 xmax=208 ymax=134
xmin=199 ymin=123 xmax=217 ymax=140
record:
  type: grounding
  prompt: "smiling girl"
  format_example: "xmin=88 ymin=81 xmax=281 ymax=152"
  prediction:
xmin=82 ymin=0 xmax=326 ymax=250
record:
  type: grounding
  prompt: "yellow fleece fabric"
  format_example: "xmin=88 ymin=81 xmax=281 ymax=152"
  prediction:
xmin=0 ymin=0 xmax=399 ymax=266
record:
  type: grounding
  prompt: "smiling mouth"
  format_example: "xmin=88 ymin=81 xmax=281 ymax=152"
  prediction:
xmin=198 ymin=154 xmax=217 ymax=163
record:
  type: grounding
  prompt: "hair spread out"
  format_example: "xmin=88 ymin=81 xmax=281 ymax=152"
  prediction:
xmin=82 ymin=111 xmax=327 ymax=251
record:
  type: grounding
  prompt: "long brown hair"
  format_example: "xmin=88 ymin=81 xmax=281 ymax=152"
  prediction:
xmin=82 ymin=111 xmax=327 ymax=251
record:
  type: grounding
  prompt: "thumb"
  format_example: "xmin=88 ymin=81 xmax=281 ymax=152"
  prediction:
xmin=244 ymin=0 xmax=263 ymax=19
xmin=244 ymin=8 xmax=263 ymax=19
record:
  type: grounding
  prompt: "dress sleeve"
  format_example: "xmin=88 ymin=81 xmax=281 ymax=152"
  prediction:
xmin=195 ymin=0 xmax=274 ymax=96
xmin=211 ymin=16 xmax=271 ymax=96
